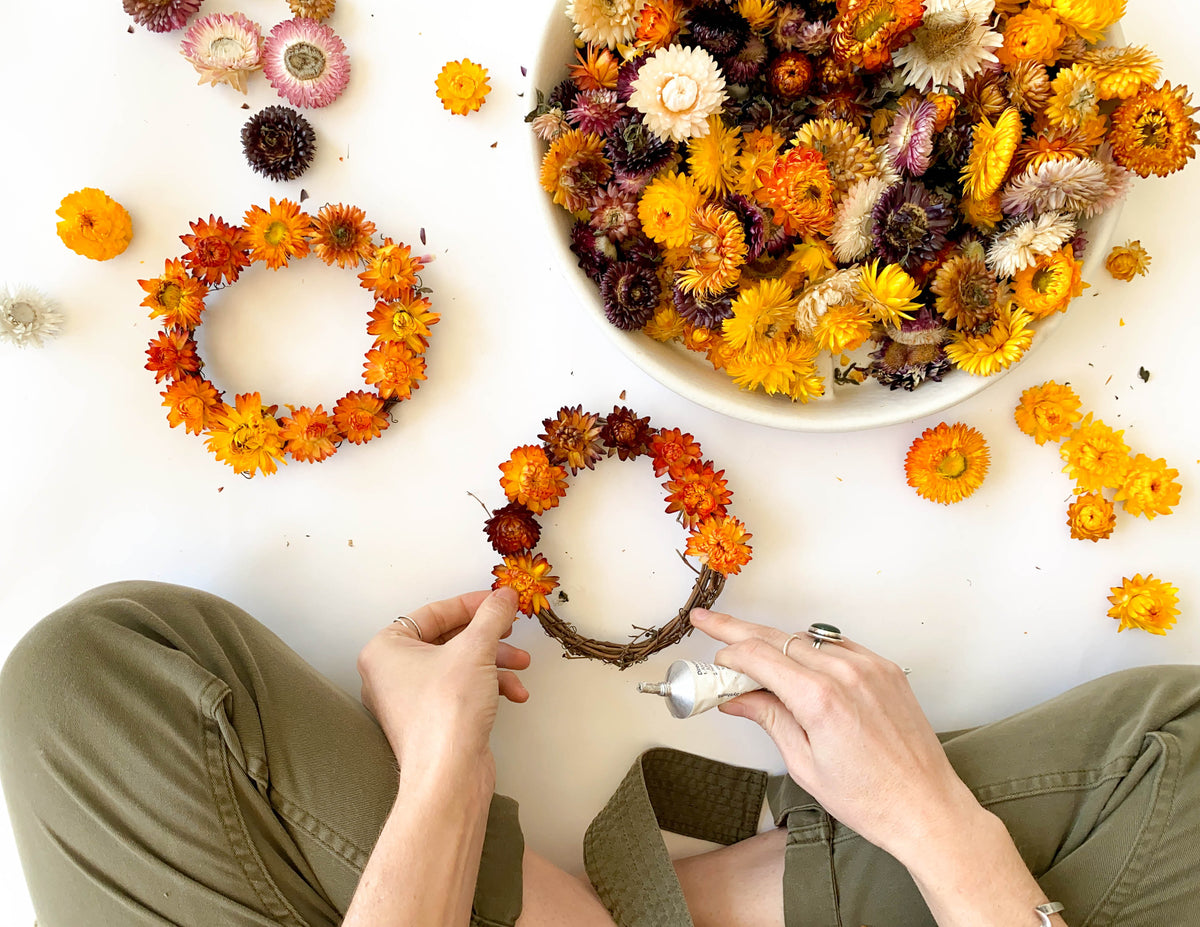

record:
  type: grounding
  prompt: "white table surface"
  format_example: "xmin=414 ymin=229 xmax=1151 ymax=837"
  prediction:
xmin=2 ymin=0 xmax=1197 ymax=920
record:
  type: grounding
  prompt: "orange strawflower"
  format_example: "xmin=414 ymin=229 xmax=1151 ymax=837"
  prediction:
xmin=685 ymin=515 xmax=753 ymax=576
xmin=1107 ymin=574 xmax=1179 ymax=635
xmin=367 ymin=294 xmax=440 ymax=351
xmin=333 ymin=390 xmax=391 ymax=445
xmin=1060 ymin=414 xmax=1130 ymax=493
xmin=1012 ymin=246 xmax=1086 ymax=319
xmin=180 ymin=215 xmax=251 ymax=287
xmin=1105 ymin=241 xmax=1151 ymax=281
xmin=435 ymin=59 xmax=491 ymax=116
xmin=570 ymin=44 xmax=620 ymax=91
xmin=280 ymin=404 xmax=340 ymax=463
xmin=499 ymin=445 xmax=569 ymax=515
xmin=145 ymin=330 xmax=201 ymax=384
xmin=492 ymin=553 xmax=560 ymax=616
xmin=664 ymin=461 xmax=733 ymax=527
xmin=1107 ymin=81 xmax=1200 ymax=178
xmin=204 ymin=392 xmax=286 ymax=477
xmin=650 ymin=428 xmax=702 ymax=478
xmin=161 ymin=376 xmax=224 ymax=435
xmin=56 ymin=187 xmax=133 ymax=261
xmin=996 ymin=9 xmax=1067 ymax=68
xmin=363 ymin=342 xmax=427 ymax=401
xmin=1014 ymin=381 xmax=1083 ymax=445
xmin=830 ymin=0 xmax=925 ymax=72
xmin=1115 ymin=454 xmax=1182 ymax=519
xmin=754 ymin=145 xmax=836 ymax=237
xmin=1066 ymin=492 xmax=1116 ymax=542
xmin=540 ymin=129 xmax=613 ymax=214
xmin=677 ymin=206 xmax=748 ymax=297
xmin=243 ymin=198 xmax=312 ymax=270
xmin=358 ymin=238 xmax=424 ymax=302
xmin=139 ymin=259 xmax=208 ymax=330
xmin=904 ymin=422 xmax=990 ymax=505
xmin=308 ymin=203 xmax=377 ymax=268
xmin=636 ymin=0 xmax=686 ymax=51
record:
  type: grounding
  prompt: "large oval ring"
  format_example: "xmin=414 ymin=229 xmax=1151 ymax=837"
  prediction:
xmin=807 ymin=622 xmax=843 ymax=649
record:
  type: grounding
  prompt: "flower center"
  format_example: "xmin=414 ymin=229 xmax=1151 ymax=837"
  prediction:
xmin=1030 ymin=265 xmax=1061 ymax=295
xmin=1137 ymin=111 xmax=1171 ymax=150
xmin=451 ymin=75 xmax=478 ymax=98
xmin=209 ymin=36 xmax=245 ymax=64
xmin=8 ymin=300 xmax=35 ymax=324
xmin=391 ymin=310 xmax=417 ymax=337
xmin=305 ymin=421 xmax=329 ymax=440
xmin=197 ymin=238 xmax=232 ymax=266
xmin=853 ymin=4 xmax=896 ymax=43
xmin=231 ymin=420 xmax=265 ymax=451
xmin=660 ymin=75 xmax=699 ymax=113
xmin=920 ymin=15 xmax=975 ymax=60
xmin=264 ymin=220 xmax=290 ymax=247
xmin=158 ymin=282 xmax=183 ymax=310
xmin=285 ymin=42 xmax=327 ymax=81
xmin=937 ymin=451 xmax=967 ymax=478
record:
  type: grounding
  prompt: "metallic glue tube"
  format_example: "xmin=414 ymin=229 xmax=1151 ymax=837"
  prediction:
xmin=637 ymin=659 xmax=763 ymax=718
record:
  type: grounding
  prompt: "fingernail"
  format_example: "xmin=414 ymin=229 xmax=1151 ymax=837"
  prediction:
xmin=691 ymin=608 xmax=710 ymax=621
xmin=718 ymin=701 xmax=744 ymax=717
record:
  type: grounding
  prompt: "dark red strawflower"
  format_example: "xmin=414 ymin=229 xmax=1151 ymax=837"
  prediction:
xmin=484 ymin=502 xmax=542 ymax=556
xmin=600 ymin=406 xmax=652 ymax=460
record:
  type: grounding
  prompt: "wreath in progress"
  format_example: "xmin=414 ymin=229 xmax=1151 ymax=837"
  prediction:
xmin=484 ymin=405 xmax=752 ymax=668
xmin=139 ymin=198 xmax=436 ymax=476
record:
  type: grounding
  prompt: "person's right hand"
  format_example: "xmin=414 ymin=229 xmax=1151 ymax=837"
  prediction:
xmin=690 ymin=607 xmax=984 ymax=862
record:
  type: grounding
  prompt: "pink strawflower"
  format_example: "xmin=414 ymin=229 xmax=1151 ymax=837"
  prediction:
xmin=262 ymin=18 xmax=351 ymax=109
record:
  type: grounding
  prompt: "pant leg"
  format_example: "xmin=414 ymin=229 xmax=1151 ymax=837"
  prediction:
xmin=0 ymin=580 xmax=523 ymax=927
xmin=767 ymin=665 xmax=1200 ymax=927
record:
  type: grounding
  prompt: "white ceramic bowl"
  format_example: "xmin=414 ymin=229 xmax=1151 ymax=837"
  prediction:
xmin=529 ymin=9 xmax=1123 ymax=431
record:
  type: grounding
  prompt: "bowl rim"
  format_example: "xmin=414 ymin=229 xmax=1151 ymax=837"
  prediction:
xmin=528 ymin=9 xmax=1124 ymax=432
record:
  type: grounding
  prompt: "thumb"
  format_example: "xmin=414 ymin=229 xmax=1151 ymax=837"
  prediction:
xmin=720 ymin=691 xmax=811 ymax=765
xmin=462 ymin=587 xmax=520 ymax=648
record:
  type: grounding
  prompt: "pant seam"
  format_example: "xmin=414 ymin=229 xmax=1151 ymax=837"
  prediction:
xmin=199 ymin=677 xmax=309 ymax=927
xmin=269 ymin=787 xmax=371 ymax=873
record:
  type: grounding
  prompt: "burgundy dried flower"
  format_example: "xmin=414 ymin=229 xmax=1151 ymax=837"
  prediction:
xmin=616 ymin=57 xmax=647 ymax=103
xmin=485 ymin=502 xmax=542 ymax=556
xmin=771 ymin=5 xmax=808 ymax=51
xmin=724 ymin=193 xmax=768 ymax=260
xmin=673 ymin=285 xmax=736 ymax=329
xmin=539 ymin=405 xmax=605 ymax=474
xmin=721 ymin=35 xmax=769 ymax=85
xmin=589 ymin=184 xmax=642 ymax=242
xmin=871 ymin=181 xmax=955 ymax=272
xmin=241 ymin=105 xmax=317 ymax=182
xmin=124 ymin=0 xmax=202 ymax=32
xmin=547 ymin=78 xmax=581 ymax=112
xmin=567 ymin=89 xmax=628 ymax=138
xmin=600 ymin=406 xmax=653 ymax=460
xmin=688 ymin=4 xmax=750 ymax=57
xmin=600 ymin=261 xmax=661 ymax=331
xmin=570 ymin=221 xmax=618 ymax=282
xmin=605 ymin=117 xmax=678 ymax=191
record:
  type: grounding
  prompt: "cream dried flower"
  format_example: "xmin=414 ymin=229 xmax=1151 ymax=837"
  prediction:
xmin=830 ymin=176 xmax=890 ymax=263
xmin=567 ymin=0 xmax=646 ymax=49
xmin=794 ymin=266 xmax=862 ymax=333
xmin=892 ymin=0 xmax=1003 ymax=94
xmin=986 ymin=211 xmax=1076 ymax=277
xmin=1080 ymin=144 xmax=1133 ymax=220
xmin=0 ymin=286 xmax=63 ymax=348
xmin=179 ymin=13 xmax=264 ymax=94
xmin=999 ymin=158 xmax=1108 ymax=218
xmin=630 ymin=44 xmax=727 ymax=143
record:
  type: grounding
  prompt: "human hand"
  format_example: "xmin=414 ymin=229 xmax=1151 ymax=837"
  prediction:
xmin=357 ymin=588 xmax=530 ymax=779
xmin=690 ymin=608 xmax=983 ymax=863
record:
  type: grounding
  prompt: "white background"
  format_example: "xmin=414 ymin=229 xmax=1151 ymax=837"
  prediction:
xmin=1 ymin=0 xmax=1197 ymax=921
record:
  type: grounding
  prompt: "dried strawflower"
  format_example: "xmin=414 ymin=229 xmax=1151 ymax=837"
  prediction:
xmin=679 ymin=206 xmax=747 ymax=296
xmin=180 ymin=12 xmax=262 ymax=93
xmin=887 ymin=99 xmax=938 ymax=176
xmin=1000 ymin=158 xmax=1107 ymax=220
xmin=332 ymin=390 xmax=390 ymax=445
xmin=145 ymin=329 xmax=201 ymax=383
xmin=367 ymin=293 xmax=439 ymax=352
xmin=1066 ymin=493 xmax=1116 ymax=541
xmin=931 ymin=244 xmax=1007 ymax=331
xmin=1049 ymin=0 xmax=1125 ymax=44
xmin=754 ymin=145 xmax=836 ymax=237
xmin=124 ymin=0 xmax=202 ymax=33
xmin=1044 ymin=64 xmax=1100 ymax=132
xmin=56 ymin=188 xmax=133 ymax=261
xmin=1060 ymin=413 xmax=1130 ymax=492
xmin=1006 ymin=60 xmax=1052 ymax=115
xmin=944 ymin=303 xmax=1034 ymax=376
xmin=858 ymin=260 xmax=920 ymax=327
xmin=686 ymin=515 xmax=753 ymax=575
xmin=793 ymin=117 xmax=884 ymax=200
xmin=649 ymin=427 xmax=701 ymax=478
xmin=870 ymin=181 xmax=955 ymax=272
xmin=962 ymin=107 xmax=1022 ymax=200
xmin=664 ymin=461 xmax=732 ymax=526
xmin=1080 ymin=144 xmax=1134 ymax=219
xmin=308 ymin=203 xmax=376 ymax=268
xmin=540 ymin=129 xmax=613 ymax=213
xmin=484 ymin=502 xmax=543 ymax=556
xmin=830 ymin=0 xmax=925 ymax=72
xmin=812 ymin=301 xmax=873 ymax=353
xmin=568 ymin=0 xmax=644 ymax=49
xmin=161 ymin=377 xmax=224 ymax=436
xmin=1105 ymin=240 xmax=1151 ymax=281
xmin=986 ymin=211 xmax=1075 ymax=277
xmin=629 ymin=44 xmax=728 ymax=142
xmin=358 ymin=238 xmax=424 ymax=301
xmin=138 ymin=259 xmax=208 ymax=330
xmin=1107 ymin=81 xmax=1199 ymax=178
xmin=891 ymin=0 xmax=1002 ymax=94
xmin=768 ymin=51 xmax=814 ymax=99
xmin=363 ymin=342 xmax=426 ymax=401
xmin=722 ymin=277 xmax=794 ymax=354
xmin=1077 ymin=44 xmax=1161 ymax=100
xmin=687 ymin=117 xmax=741 ymax=196
xmin=830 ymin=176 xmax=889 ymax=262
xmin=243 ymin=198 xmax=312 ymax=270
xmin=204 ymin=392 xmax=286 ymax=476
xmin=588 ymin=184 xmax=642 ymax=242
xmin=279 ymin=404 xmax=339 ymax=463
xmin=571 ymin=45 xmax=621 ymax=92
xmin=995 ymin=9 xmax=1067 ymax=68
xmin=601 ymin=406 xmax=653 ymax=460
xmin=540 ymin=406 xmax=605 ymax=474
xmin=262 ymin=18 xmax=350 ymax=109
xmin=1014 ymin=380 xmax=1082 ymax=445
xmin=904 ymin=421 xmax=990 ymax=505
xmin=1012 ymin=246 xmax=1086 ymax=319
xmin=241 ymin=105 xmax=316 ymax=182
xmin=1115 ymin=454 xmax=1182 ymax=519
xmin=1107 ymin=574 xmax=1179 ymax=635
xmin=492 ymin=553 xmax=560 ymax=616
xmin=288 ymin=0 xmax=335 ymax=20
xmin=0 ymin=286 xmax=63 ymax=348
xmin=638 ymin=171 xmax=703 ymax=247
xmin=180 ymin=215 xmax=250 ymax=286
xmin=568 ymin=89 xmax=625 ymax=136
xmin=636 ymin=0 xmax=687 ymax=52
xmin=601 ymin=260 xmax=662 ymax=329
xmin=500 ymin=445 xmax=568 ymax=514
xmin=436 ymin=59 xmax=492 ymax=116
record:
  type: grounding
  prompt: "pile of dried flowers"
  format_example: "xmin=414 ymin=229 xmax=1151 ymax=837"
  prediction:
xmin=531 ymin=0 xmax=1197 ymax=401
xmin=139 ymin=200 xmax=436 ymax=476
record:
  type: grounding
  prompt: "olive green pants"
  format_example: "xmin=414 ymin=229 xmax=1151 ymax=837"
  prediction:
xmin=3 ymin=582 xmax=1200 ymax=927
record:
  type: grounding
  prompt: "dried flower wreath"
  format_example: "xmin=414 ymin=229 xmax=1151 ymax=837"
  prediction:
xmin=485 ymin=405 xmax=752 ymax=667
xmin=139 ymin=199 xmax=436 ymax=476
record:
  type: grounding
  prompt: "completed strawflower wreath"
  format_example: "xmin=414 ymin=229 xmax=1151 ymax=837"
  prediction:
xmin=485 ymin=405 xmax=752 ymax=667
xmin=139 ymin=198 xmax=436 ymax=476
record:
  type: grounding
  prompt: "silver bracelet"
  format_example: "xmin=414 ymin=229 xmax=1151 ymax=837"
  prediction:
xmin=1035 ymin=902 xmax=1065 ymax=925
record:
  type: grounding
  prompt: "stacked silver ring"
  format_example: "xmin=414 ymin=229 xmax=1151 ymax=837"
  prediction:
xmin=392 ymin=615 xmax=424 ymax=641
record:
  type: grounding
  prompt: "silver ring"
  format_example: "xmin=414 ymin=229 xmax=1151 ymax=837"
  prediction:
xmin=781 ymin=634 xmax=804 ymax=659
xmin=392 ymin=615 xmax=424 ymax=641
xmin=807 ymin=623 xmax=842 ymax=649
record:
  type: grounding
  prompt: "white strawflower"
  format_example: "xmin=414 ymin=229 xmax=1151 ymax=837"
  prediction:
xmin=0 ymin=286 xmax=63 ymax=348
xmin=892 ymin=0 xmax=1003 ymax=93
xmin=566 ymin=0 xmax=646 ymax=49
xmin=829 ymin=177 xmax=890 ymax=263
xmin=999 ymin=158 xmax=1108 ymax=218
xmin=795 ymin=267 xmax=863 ymax=333
xmin=629 ymin=45 xmax=727 ymax=143
xmin=986 ymin=212 xmax=1076 ymax=277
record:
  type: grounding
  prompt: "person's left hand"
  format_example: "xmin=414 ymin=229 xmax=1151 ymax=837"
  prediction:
xmin=357 ymin=587 xmax=531 ymax=775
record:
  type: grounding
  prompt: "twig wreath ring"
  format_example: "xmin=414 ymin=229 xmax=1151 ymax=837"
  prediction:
xmin=139 ymin=199 xmax=437 ymax=476
xmin=484 ymin=405 xmax=753 ymax=668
